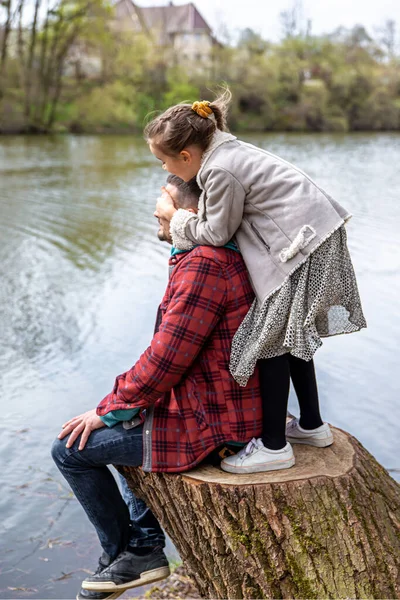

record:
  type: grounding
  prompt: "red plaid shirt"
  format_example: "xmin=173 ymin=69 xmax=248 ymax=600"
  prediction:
xmin=97 ymin=246 xmax=262 ymax=472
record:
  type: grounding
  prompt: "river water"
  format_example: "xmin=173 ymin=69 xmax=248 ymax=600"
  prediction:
xmin=0 ymin=133 xmax=399 ymax=598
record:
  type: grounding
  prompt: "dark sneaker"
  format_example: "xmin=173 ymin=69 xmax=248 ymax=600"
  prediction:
xmin=77 ymin=553 xmax=124 ymax=600
xmin=81 ymin=547 xmax=170 ymax=592
xmin=76 ymin=588 xmax=123 ymax=600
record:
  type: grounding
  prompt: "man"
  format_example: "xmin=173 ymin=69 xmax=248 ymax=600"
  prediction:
xmin=51 ymin=175 xmax=262 ymax=600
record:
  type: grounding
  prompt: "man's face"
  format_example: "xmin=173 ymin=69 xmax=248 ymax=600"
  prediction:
xmin=154 ymin=183 xmax=197 ymax=244
xmin=154 ymin=183 xmax=178 ymax=243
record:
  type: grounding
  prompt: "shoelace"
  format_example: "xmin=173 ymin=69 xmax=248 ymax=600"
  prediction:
xmin=235 ymin=437 xmax=263 ymax=460
xmin=95 ymin=551 xmax=112 ymax=574
xmin=94 ymin=562 xmax=105 ymax=575
xmin=286 ymin=418 xmax=299 ymax=433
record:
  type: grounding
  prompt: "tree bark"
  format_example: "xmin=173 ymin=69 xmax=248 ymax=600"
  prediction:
xmin=24 ymin=0 xmax=41 ymax=119
xmin=16 ymin=0 xmax=26 ymax=93
xmin=0 ymin=0 xmax=12 ymax=74
xmin=119 ymin=427 xmax=400 ymax=599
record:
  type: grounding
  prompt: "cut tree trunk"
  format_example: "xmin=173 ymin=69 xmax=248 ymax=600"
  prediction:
xmin=119 ymin=427 xmax=400 ymax=599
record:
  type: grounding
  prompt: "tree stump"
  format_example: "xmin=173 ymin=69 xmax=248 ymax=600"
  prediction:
xmin=119 ymin=427 xmax=400 ymax=599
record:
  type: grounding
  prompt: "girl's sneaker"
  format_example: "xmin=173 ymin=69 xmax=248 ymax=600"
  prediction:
xmin=220 ymin=438 xmax=295 ymax=474
xmin=286 ymin=418 xmax=333 ymax=447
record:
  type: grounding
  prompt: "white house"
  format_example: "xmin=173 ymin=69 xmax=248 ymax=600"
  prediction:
xmin=112 ymin=1 xmax=219 ymax=65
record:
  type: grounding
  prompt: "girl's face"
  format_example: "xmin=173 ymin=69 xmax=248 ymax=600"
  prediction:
xmin=149 ymin=142 xmax=202 ymax=182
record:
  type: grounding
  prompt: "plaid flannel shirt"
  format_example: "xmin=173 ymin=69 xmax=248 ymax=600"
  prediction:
xmin=97 ymin=246 xmax=262 ymax=472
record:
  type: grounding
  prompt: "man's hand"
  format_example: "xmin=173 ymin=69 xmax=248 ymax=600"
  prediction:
xmin=58 ymin=409 xmax=105 ymax=450
xmin=156 ymin=187 xmax=177 ymax=222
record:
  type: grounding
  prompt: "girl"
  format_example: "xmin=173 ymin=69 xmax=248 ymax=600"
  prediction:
xmin=144 ymin=90 xmax=366 ymax=474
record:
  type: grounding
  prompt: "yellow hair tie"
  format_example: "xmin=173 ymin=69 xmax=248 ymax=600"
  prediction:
xmin=192 ymin=101 xmax=213 ymax=119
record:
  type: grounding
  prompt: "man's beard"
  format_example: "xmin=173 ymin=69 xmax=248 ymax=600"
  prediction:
xmin=157 ymin=229 xmax=171 ymax=244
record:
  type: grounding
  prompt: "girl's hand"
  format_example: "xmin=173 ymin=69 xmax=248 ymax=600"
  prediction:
xmin=156 ymin=187 xmax=177 ymax=222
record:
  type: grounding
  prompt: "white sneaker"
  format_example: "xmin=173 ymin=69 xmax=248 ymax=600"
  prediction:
xmin=286 ymin=418 xmax=333 ymax=447
xmin=220 ymin=438 xmax=295 ymax=474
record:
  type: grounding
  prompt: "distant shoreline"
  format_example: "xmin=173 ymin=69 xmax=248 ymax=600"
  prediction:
xmin=2 ymin=126 xmax=400 ymax=136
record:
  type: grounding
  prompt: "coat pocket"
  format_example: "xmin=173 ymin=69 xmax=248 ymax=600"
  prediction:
xmin=183 ymin=377 xmax=208 ymax=432
xmin=250 ymin=222 xmax=270 ymax=252
xmin=243 ymin=217 xmax=287 ymax=274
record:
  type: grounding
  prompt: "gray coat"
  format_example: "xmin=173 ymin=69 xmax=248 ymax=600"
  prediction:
xmin=170 ymin=131 xmax=351 ymax=304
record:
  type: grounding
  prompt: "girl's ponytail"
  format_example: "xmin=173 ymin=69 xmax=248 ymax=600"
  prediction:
xmin=209 ymin=87 xmax=232 ymax=132
xmin=144 ymin=87 xmax=232 ymax=156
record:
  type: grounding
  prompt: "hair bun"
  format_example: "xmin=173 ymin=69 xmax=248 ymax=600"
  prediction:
xmin=192 ymin=101 xmax=213 ymax=119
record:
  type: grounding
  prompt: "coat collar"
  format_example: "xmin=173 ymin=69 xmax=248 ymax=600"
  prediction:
xmin=196 ymin=129 xmax=236 ymax=186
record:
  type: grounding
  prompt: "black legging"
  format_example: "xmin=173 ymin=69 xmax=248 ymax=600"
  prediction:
xmin=258 ymin=354 xmax=323 ymax=450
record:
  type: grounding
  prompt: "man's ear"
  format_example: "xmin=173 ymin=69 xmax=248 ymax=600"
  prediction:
xmin=187 ymin=208 xmax=197 ymax=214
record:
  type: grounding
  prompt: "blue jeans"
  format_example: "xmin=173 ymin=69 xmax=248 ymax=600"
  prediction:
xmin=51 ymin=423 xmax=165 ymax=560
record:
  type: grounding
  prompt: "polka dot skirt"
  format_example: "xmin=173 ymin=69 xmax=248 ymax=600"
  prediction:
xmin=230 ymin=226 xmax=367 ymax=386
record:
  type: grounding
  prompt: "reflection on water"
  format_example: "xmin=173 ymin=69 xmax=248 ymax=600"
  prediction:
xmin=0 ymin=133 xmax=399 ymax=598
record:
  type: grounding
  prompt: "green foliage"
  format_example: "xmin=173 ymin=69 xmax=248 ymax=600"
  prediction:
xmin=162 ymin=71 xmax=200 ymax=108
xmin=70 ymin=82 xmax=139 ymax=130
xmin=0 ymin=88 xmax=27 ymax=133
xmin=1 ymin=17 xmax=400 ymax=133
xmin=355 ymin=88 xmax=400 ymax=130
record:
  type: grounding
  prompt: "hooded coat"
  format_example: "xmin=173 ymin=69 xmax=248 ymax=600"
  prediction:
xmin=170 ymin=130 xmax=351 ymax=304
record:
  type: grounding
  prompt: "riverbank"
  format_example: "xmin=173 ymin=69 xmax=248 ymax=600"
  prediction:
xmin=1 ymin=123 xmax=400 ymax=136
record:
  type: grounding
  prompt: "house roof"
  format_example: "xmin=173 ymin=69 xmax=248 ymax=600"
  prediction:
xmin=113 ymin=1 xmax=212 ymax=36
xmin=139 ymin=2 xmax=211 ymax=34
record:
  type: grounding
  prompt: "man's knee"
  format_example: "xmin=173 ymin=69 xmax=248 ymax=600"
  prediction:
xmin=51 ymin=436 xmax=69 ymax=467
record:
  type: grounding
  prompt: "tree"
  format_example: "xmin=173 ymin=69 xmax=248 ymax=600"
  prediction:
xmin=238 ymin=28 xmax=269 ymax=56
xmin=0 ymin=0 xmax=110 ymax=131
xmin=0 ymin=0 xmax=12 ymax=75
xmin=0 ymin=0 xmax=25 ymax=93
xmin=38 ymin=0 xmax=111 ymax=129
xmin=375 ymin=19 xmax=397 ymax=60
xmin=120 ymin=426 xmax=400 ymax=599
xmin=2 ymin=7 xmax=400 ymax=133
xmin=280 ymin=0 xmax=304 ymax=39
